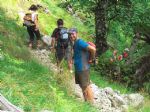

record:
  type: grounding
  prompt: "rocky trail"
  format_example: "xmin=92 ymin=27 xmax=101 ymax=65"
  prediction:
xmin=0 ymin=46 xmax=144 ymax=112
xmin=30 ymin=48 xmax=144 ymax=112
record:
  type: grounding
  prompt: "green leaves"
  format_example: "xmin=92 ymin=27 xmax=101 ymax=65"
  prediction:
xmin=70 ymin=0 xmax=96 ymax=12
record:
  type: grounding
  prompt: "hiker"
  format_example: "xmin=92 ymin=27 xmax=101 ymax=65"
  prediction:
xmin=51 ymin=19 xmax=73 ymax=73
xmin=23 ymin=4 xmax=41 ymax=48
xmin=69 ymin=28 xmax=96 ymax=103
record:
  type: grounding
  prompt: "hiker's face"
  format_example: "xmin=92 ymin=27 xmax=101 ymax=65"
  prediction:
xmin=70 ymin=32 xmax=77 ymax=41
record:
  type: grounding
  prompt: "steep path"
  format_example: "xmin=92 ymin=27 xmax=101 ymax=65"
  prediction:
xmin=29 ymin=48 xmax=144 ymax=112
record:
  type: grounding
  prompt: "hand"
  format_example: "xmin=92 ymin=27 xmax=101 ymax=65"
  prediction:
xmin=35 ymin=25 xmax=39 ymax=31
xmin=88 ymin=58 xmax=98 ymax=65
xmin=35 ymin=28 xmax=39 ymax=31
xmin=88 ymin=59 xmax=93 ymax=64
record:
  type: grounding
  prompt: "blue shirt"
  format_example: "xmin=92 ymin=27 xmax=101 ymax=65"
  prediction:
xmin=73 ymin=39 xmax=90 ymax=71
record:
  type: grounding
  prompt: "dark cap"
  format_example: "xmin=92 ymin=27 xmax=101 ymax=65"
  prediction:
xmin=69 ymin=28 xmax=78 ymax=33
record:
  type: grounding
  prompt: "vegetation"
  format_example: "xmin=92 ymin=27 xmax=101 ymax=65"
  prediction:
xmin=0 ymin=0 xmax=97 ymax=111
xmin=66 ymin=0 xmax=150 ymax=93
xmin=0 ymin=0 xmax=149 ymax=112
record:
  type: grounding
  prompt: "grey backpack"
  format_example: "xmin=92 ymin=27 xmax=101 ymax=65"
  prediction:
xmin=58 ymin=27 xmax=69 ymax=48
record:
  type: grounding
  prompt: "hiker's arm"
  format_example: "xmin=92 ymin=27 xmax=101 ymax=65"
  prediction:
xmin=79 ymin=39 xmax=96 ymax=58
xmin=34 ymin=15 xmax=39 ymax=30
xmin=51 ymin=37 xmax=55 ymax=48
xmin=23 ymin=16 xmax=26 ymax=20
xmin=51 ymin=29 xmax=57 ymax=48
xmin=87 ymin=45 xmax=96 ymax=59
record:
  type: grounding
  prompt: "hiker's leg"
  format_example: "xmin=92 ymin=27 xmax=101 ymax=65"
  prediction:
xmin=68 ymin=60 xmax=72 ymax=70
xmin=55 ymin=51 xmax=60 ymax=67
xmin=79 ymin=70 xmax=94 ymax=103
xmin=82 ymin=85 xmax=94 ymax=103
xmin=75 ymin=71 xmax=80 ymax=84
xmin=56 ymin=48 xmax=64 ymax=68
xmin=66 ymin=47 xmax=73 ymax=72
xmin=27 ymin=27 xmax=34 ymax=47
xmin=34 ymin=29 xmax=41 ymax=47
xmin=34 ymin=29 xmax=41 ymax=40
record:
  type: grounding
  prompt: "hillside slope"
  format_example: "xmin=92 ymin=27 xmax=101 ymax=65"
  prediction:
xmin=0 ymin=0 xmax=97 ymax=112
xmin=0 ymin=0 xmax=149 ymax=112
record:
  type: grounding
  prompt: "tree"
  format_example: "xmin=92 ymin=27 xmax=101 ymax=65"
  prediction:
xmin=70 ymin=0 xmax=108 ymax=55
xmin=69 ymin=0 xmax=132 ymax=55
xmin=94 ymin=0 xmax=108 ymax=55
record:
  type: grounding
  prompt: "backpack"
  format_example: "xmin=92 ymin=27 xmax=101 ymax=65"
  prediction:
xmin=57 ymin=27 xmax=69 ymax=49
xmin=87 ymin=42 xmax=96 ymax=64
xmin=23 ymin=13 xmax=35 ymax=27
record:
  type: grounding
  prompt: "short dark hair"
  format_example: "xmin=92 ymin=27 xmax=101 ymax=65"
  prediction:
xmin=29 ymin=4 xmax=38 ymax=11
xmin=57 ymin=19 xmax=63 ymax=26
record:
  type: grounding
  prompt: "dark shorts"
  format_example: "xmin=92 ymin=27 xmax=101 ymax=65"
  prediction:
xmin=56 ymin=47 xmax=72 ymax=62
xmin=75 ymin=70 xmax=90 ymax=88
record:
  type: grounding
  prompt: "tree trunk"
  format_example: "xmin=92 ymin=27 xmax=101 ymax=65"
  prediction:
xmin=126 ymin=32 xmax=140 ymax=65
xmin=95 ymin=0 xmax=108 ymax=55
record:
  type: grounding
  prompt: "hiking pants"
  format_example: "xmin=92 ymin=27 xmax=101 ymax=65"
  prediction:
xmin=27 ymin=26 xmax=41 ymax=42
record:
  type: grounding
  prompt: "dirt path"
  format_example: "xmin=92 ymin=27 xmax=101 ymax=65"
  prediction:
xmin=29 ymin=48 xmax=144 ymax=112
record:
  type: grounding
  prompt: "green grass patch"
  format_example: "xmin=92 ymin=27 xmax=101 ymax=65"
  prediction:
xmin=0 ymin=53 xmax=97 ymax=112
xmin=0 ymin=1 xmax=98 ymax=111
xmin=0 ymin=0 xmax=149 ymax=112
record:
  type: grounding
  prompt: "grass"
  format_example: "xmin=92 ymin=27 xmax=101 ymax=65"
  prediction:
xmin=0 ymin=0 xmax=149 ymax=112
xmin=0 ymin=51 xmax=97 ymax=112
xmin=0 ymin=0 xmax=97 ymax=112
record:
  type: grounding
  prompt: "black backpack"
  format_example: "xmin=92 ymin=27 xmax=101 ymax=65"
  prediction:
xmin=57 ymin=27 xmax=69 ymax=49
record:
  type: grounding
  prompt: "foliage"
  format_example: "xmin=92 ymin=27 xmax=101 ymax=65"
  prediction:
xmin=0 ymin=0 xmax=97 ymax=111
xmin=0 ymin=0 xmax=150 ymax=111
xmin=144 ymin=80 xmax=150 ymax=94
xmin=0 ymin=2 xmax=30 ymax=60
xmin=68 ymin=0 xmax=150 ymax=92
xmin=0 ymin=53 xmax=97 ymax=111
